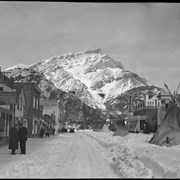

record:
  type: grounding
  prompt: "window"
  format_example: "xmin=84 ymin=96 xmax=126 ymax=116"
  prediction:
xmin=155 ymin=100 xmax=157 ymax=107
xmin=17 ymin=102 xmax=19 ymax=110
xmin=36 ymin=96 xmax=38 ymax=109
xmin=20 ymin=97 xmax=22 ymax=111
xmin=0 ymin=87 xmax=3 ymax=91
xmin=33 ymin=96 xmax=36 ymax=108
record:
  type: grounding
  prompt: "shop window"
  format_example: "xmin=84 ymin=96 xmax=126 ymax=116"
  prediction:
xmin=155 ymin=100 xmax=157 ymax=106
xmin=0 ymin=113 xmax=5 ymax=134
xmin=33 ymin=96 xmax=36 ymax=108
xmin=36 ymin=97 xmax=38 ymax=109
xmin=17 ymin=102 xmax=19 ymax=110
xmin=20 ymin=97 xmax=22 ymax=111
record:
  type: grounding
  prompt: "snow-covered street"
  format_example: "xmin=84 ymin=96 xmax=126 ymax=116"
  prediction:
xmin=0 ymin=131 xmax=119 ymax=178
xmin=1 ymin=130 xmax=180 ymax=178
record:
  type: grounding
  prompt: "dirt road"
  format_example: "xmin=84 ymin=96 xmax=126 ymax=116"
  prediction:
xmin=0 ymin=131 xmax=119 ymax=178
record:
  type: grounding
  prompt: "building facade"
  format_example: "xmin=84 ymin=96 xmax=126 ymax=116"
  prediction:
xmin=0 ymin=70 xmax=16 ymax=136
xmin=43 ymin=113 xmax=56 ymax=134
xmin=128 ymin=91 xmax=171 ymax=133
xmin=14 ymin=83 xmax=27 ymax=127
xmin=14 ymin=82 xmax=43 ymax=137
xmin=40 ymin=99 xmax=58 ymax=131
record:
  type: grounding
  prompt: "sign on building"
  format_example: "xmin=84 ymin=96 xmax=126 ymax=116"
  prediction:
xmin=0 ymin=92 xmax=16 ymax=105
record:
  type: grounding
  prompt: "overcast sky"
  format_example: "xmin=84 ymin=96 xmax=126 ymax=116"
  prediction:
xmin=0 ymin=2 xmax=180 ymax=92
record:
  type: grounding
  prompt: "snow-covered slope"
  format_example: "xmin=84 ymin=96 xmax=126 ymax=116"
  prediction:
xmin=4 ymin=49 xmax=154 ymax=110
xmin=5 ymin=63 xmax=27 ymax=70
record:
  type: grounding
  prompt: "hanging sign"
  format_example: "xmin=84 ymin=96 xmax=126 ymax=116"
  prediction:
xmin=0 ymin=92 xmax=16 ymax=105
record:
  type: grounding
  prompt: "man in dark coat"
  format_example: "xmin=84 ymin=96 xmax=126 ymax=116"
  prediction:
xmin=52 ymin=127 xmax=55 ymax=135
xmin=40 ymin=126 xmax=44 ymax=138
xmin=18 ymin=123 xmax=28 ymax=154
xmin=9 ymin=124 xmax=19 ymax=155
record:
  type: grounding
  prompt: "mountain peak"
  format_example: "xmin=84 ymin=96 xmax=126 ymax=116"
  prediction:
xmin=84 ymin=48 xmax=103 ymax=54
xmin=4 ymin=49 xmax=154 ymax=110
xmin=5 ymin=63 xmax=27 ymax=71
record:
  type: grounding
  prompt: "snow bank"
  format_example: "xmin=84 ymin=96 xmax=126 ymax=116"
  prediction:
xmin=83 ymin=130 xmax=180 ymax=178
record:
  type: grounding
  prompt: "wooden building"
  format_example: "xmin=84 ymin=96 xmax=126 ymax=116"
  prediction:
xmin=14 ymin=82 xmax=43 ymax=137
xmin=127 ymin=91 xmax=171 ymax=133
xmin=14 ymin=83 xmax=27 ymax=127
xmin=0 ymin=69 xmax=16 ymax=136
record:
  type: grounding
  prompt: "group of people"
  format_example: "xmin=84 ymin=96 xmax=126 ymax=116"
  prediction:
xmin=9 ymin=123 xmax=28 ymax=155
xmin=40 ymin=126 xmax=55 ymax=138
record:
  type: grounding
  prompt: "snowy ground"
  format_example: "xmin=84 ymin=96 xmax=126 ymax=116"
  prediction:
xmin=0 ymin=130 xmax=180 ymax=178
xmin=0 ymin=132 xmax=118 ymax=178
xmin=84 ymin=130 xmax=180 ymax=178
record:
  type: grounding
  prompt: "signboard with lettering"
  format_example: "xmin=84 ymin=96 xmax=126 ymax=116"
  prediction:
xmin=0 ymin=92 xmax=16 ymax=105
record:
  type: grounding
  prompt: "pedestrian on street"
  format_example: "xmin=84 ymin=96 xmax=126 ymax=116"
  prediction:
xmin=18 ymin=122 xmax=28 ymax=154
xmin=52 ymin=127 xmax=55 ymax=135
xmin=40 ymin=126 xmax=44 ymax=138
xmin=45 ymin=127 xmax=50 ymax=137
xmin=9 ymin=124 xmax=19 ymax=155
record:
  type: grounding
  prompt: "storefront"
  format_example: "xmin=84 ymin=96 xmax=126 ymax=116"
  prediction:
xmin=0 ymin=70 xmax=16 ymax=137
xmin=0 ymin=107 xmax=14 ymax=136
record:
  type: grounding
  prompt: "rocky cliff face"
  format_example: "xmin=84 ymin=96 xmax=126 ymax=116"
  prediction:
xmin=57 ymin=91 xmax=105 ymax=126
xmin=4 ymin=49 xmax=168 ymax=125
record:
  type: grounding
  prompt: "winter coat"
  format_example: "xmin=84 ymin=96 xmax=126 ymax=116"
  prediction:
xmin=9 ymin=127 xmax=19 ymax=150
xmin=18 ymin=126 xmax=28 ymax=142
xmin=40 ymin=127 xmax=44 ymax=135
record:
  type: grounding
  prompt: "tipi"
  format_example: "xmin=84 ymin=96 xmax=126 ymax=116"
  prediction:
xmin=93 ymin=123 xmax=103 ymax=132
xmin=99 ymin=123 xmax=110 ymax=132
xmin=149 ymin=83 xmax=180 ymax=147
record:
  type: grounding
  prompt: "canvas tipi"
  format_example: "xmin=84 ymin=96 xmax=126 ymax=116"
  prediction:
xmin=99 ymin=123 xmax=110 ymax=132
xmin=149 ymin=83 xmax=180 ymax=147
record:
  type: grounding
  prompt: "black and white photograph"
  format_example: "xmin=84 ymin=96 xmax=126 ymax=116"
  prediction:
xmin=0 ymin=1 xmax=180 ymax=178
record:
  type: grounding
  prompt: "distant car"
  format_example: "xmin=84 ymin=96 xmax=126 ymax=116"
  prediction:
xmin=69 ymin=127 xmax=75 ymax=133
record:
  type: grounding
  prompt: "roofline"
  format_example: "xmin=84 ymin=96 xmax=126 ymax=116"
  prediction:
xmin=14 ymin=82 xmax=41 ymax=93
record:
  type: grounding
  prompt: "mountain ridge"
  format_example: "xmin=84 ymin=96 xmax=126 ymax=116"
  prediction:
xmin=4 ymin=49 xmax=167 ymax=117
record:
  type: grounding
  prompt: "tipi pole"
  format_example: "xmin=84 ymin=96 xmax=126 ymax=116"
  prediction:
xmin=176 ymin=81 xmax=180 ymax=96
xmin=164 ymin=82 xmax=174 ymax=101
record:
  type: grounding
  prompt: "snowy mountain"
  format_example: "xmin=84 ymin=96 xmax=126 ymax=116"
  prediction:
xmin=5 ymin=63 xmax=27 ymax=70
xmin=4 ymin=49 xmax=166 ymax=118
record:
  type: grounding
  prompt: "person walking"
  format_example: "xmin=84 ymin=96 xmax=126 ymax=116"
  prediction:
xmin=18 ymin=122 xmax=28 ymax=154
xmin=40 ymin=126 xmax=44 ymax=138
xmin=45 ymin=127 xmax=50 ymax=137
xmin=9 ymin=124 xmax=19 ymax=155
xmin=52 ymin=127 xmax=55 ymax=135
